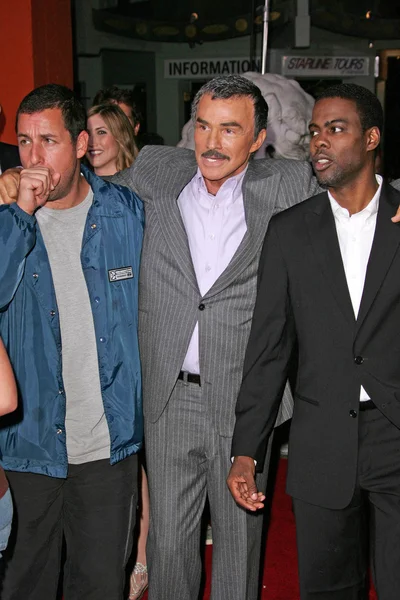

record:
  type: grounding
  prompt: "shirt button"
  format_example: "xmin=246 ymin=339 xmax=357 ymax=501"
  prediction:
xmin=33 ymin=273 xmax=38 ymax=279
xmin=205 ymin=265 xmax=211 ymax=272
xmin=56 ymin=428 xmax=63 ymax=434
xmin=99 ymin=336 xmax=106 ymax=343
xmin=198 ymin=303 xmax=205 ymax=311
xmin=349 ymin=410 xmax=357 ymax=418
xmin=209 ymin=234 xmax=215 ymax=240
xmin=50 ymin=310 xmax=56 ymax=317
xmin=354 ymin=356 xmax=364 ymax=365
xmin=91 ymin=223 xmax=97 ymax=229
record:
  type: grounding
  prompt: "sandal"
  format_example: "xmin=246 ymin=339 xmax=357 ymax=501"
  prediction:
xmin=129 ymin=562 xmax=148 ymax=600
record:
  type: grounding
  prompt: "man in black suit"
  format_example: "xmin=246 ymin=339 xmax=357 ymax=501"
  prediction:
xmin=228 ymin=83 xmax=400 ymax=600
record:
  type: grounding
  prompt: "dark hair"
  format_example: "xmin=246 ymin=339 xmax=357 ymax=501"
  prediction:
xmin=16 ymin=84 xmax=87 ymax=143
xmin=138 ymin=132 xmax=164 ymax=148
xmin=316 ymin=83 xmax=383 ymax=134
xmin=93 ymin=86 xmax=143 ymax=128
xmin=191 ymin=75 xmax=268 ymax=140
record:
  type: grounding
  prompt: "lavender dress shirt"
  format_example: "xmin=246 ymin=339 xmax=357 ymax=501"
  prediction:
xmin=178 ymin=166 xmax=248 ymax=374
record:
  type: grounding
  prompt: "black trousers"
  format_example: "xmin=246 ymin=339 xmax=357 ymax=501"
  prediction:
xmin=293 ymin=407 xmax=400 ymax=600
xmin=1 ymin=455 xmax=138 ymax=600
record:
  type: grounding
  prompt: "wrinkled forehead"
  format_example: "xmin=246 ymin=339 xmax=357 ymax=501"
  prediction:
xmin=17 ymin=108 xmax=66 ymax=134
xmin=196 ymin=94 xmax=255 ymax=128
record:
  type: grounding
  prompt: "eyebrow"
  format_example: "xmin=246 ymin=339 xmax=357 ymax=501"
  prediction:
xmin=17 ymin=133 xmax=59 ymax=139
xmin=309 ymin=118 xmax=349 ymax=130
xmin=92 ymin=126 xmax=108 ymax=131
xmin=220 ymin=121 xmax=242 ymax=128
xmin=196 ymin=117 xmax=243 ymax=129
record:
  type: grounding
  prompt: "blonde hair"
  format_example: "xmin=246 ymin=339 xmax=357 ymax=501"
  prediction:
xmin=87 ymin=103 xmax=138 ymax=171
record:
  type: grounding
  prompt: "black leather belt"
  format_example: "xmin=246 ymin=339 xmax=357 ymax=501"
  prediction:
xmin=359 ymin=400 xmax=377 ymax=411
xmin=178 ymin=371 xmax=201 ymax=386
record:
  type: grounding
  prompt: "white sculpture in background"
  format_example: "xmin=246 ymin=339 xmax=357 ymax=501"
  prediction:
xmin=178 ymin=71 xmax=315 ymax=161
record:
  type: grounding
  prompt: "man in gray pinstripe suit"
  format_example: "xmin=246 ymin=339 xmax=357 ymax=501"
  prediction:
xmin=109 ymin=75 xmax=322 ymax=600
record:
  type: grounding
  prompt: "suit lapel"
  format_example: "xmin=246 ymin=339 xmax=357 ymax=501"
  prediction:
xmin=153 ymin=152 xmax=199 ymax=291
xmin=204 ymin=162 xmax=281 ymax=299
xmin=356 ymin=183 xmax=400 ymax=334
xmin=305 ymin=193 xmax=355 ymax=324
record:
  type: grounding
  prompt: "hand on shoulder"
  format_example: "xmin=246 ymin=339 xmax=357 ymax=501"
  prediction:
xmin=0 ymin=168 xmax=22 ymax=206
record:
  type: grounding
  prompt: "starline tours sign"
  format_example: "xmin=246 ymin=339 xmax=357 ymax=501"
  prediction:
xmin=282 ymin=55 xmax=370 ymax=77
xmin=164 ymin=57 xmax=261 ymax=79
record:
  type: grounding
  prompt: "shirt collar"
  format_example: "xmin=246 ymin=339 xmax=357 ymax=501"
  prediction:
xmin=328 ymin=174 xmax=383 ymax=220
xmin=194 ymin=165 xmax=248 ymax=206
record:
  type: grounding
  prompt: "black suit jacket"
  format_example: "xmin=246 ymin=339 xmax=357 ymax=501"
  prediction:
xmin=0 ymin=142 xmax=20 ymax=172
xmin=232 ymin=182 xmax=400 ymax=510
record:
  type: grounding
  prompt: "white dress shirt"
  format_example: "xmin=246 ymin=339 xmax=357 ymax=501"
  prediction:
xmin=178 ymin=167 xmax=248 ymax=374
xmin=328 ymin=174 xmax=383 ymax=401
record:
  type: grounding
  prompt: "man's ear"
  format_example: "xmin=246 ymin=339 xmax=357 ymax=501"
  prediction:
xmin=76 ymin=130 xmax=89 ymax=159
xmin=366 ymin=126 xmax=380 ymax=153
xmin=250 ymin=128 xmax=267 ymax=154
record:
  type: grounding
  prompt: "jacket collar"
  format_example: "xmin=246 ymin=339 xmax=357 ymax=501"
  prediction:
xmin=305 ymin=183 xmax=400 ymax=328
xmin=356 ymin=181 xmax=400 ymax=332
xmin=152 ymin=155 xmax=282 ymax=295
xmin=81 ymin=164 xmax=124 ymax=218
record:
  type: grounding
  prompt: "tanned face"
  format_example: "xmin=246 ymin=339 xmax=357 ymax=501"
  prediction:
xmin=194 ymin=94 xmax=266 ymax=195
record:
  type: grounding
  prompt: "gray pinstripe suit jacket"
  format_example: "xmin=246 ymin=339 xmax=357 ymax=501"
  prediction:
xmin=111 ymin=145 xmax=321 ymax=436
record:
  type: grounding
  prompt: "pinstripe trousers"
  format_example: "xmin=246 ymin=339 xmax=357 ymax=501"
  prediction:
xmin=145 ymin=378 xmax=271 ymax=600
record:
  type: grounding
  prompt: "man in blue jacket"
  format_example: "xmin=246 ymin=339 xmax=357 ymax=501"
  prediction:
xmin=0 ymin=84 xmax=143 ymax=599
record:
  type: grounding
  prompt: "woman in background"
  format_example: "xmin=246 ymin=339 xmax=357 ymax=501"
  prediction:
xmin=87 ymin=104 xmax=148 ymax=600
xmin=0 ymin=338 xmax=18 ymax=558
xmin=86 ymin=103 xmax=138 ymax=176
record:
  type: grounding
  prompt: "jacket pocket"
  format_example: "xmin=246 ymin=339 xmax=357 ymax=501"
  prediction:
xmin=295 ymin=392 xmax=320 ymax=406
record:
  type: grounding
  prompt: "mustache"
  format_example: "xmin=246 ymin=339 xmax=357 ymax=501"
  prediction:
xmin=201 ymin=150 xmax=230 ymax=160
xmin=312 ymin=151 xmax=332 ymax=160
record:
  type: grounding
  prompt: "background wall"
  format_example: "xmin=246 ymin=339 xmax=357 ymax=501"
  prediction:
xmin=0 ymin=0 xmax=73 ymax=144
xmin=74 ymin=1 xmax=399 ymax=146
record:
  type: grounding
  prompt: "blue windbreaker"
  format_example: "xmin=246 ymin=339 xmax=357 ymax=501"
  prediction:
xmin=0 ymin=166 xmax=144 ymax=478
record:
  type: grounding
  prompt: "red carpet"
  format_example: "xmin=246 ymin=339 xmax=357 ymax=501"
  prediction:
xmin=141 ymin=459 xmax=378 ymax=599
